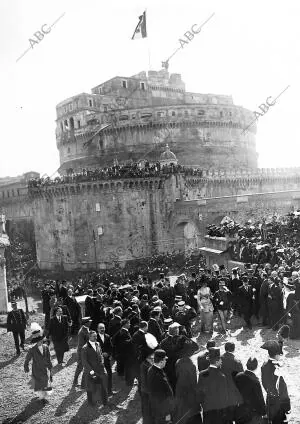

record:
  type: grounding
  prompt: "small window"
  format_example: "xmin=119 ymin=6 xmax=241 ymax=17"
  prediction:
xmin=64 ymin=106 xmax=67 ymax=113
xmin=69 ymin=104 xmax=73 ymax=111
xmin=99 ymin=87 xmax=103 ymax=94
xmin=12 ymin=189 xmax=15 ymax=197
xmin=96 ymin=203 xmax=101 ymax=212
xmin=122 ymin=80 xmax=127 ymax=89
xmin=77 ymin=120 xmax=81 ymax=129
xmin=140 ymin=82 xmax=145 ymax=90
xmin=171 ymin=111 xmax=176 ymax=116
xmin=89 ymin=99 xmax=92 ymax=107
xmin=184 ymin=110 xmax=189 ymax=116
xmin=220 ymin=111 xmax=223 ymax=118
xmin=132 ymin=114 xmax=136 ymax=119
xmin=17 ymin=189 xmax=20 ymax=196
xmin=197 ymin=110 xmax=205 ymax=116
xmin=229 ymin=112 xmax=232 ymax=117
xmin=93 ymin=99 xmax=96 ymax=107
xmin=67 ymin=147 xmax=71 ymax=153
xmin=104 ymin=106 xmax=108 ymax=112
xmin=98 ymin=226 xmax=104 ymax=236
xmin=64 ymin=119 xmax=69 ymax=128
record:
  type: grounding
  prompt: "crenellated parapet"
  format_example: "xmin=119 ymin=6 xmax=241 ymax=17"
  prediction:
xmin=185 ymin=167 xmax=300 ymax=185
xmin=28 ymin=177 xmax=167 ymax=198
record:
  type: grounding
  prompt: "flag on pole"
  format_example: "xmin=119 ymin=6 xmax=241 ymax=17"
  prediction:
xmin=132 ymin=11 xmax=147 ymax=39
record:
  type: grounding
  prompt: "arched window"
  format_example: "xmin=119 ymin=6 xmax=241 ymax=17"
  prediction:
xmin=70 ymin=117 xmax=74 ymax=130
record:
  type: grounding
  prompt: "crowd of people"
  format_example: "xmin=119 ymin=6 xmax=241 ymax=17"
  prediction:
xmin=207 ymin=212 xmax=300 ymax=266
xmin=7 ymin=254 xmax=299 ymax=423
xmin=27 ymin=162 xmax=203 ymax=188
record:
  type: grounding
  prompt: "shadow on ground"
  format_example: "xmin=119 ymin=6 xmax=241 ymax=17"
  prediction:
xmin=2 ymin=398 xmax=45 ymax=423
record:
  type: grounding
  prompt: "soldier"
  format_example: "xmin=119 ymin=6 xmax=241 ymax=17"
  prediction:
xmin=173 ymin=300 xmax=197 ymax=338
xmin=261 ymin=340 xmax=291 ymax=423
xmin=7 ymin=301 xmax=27 ymax=356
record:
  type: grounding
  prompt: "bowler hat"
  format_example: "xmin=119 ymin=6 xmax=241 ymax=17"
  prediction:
xmin=261 ymin=340 xmax=281 ymax=356
xmin=154 ymin=349 xmax=168 ymax=362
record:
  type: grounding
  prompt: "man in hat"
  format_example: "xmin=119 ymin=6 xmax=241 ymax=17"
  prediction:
xmin=197 ymin=340 xmax=216 ymax=372
xmin=267 ymin=275 xmax=283 ymax=330
xmin=148 ymin=349 xmax=174 ymax=423
xmin=64 ymin=288 xmax=82 ymax=335
xmin=234 ymin=357 xmax=267 ymax=423
xmin=73 ymin=317 xmax=92 ymax=387
xmin=286 ymin=279 xmax=300 ymax=339
xmin=7 ymin=301 xmax=27 ymax=356
xmin=197 ymin=347 xmax=229 ymax=424
xmin=261 ymin=340 xmax=291 ymax=423
xmin=237 ymin=276 xmax=254 ymax=329
xmin=85 ymin=289 xmax=95 ymax=318
xmin=97 ymin=323 xmax=114 ymax=395
xmin=229 ymin=268 xmax=242 ymax=315
xmin=160 ymin=322 xmax=183 ymax=391
xmin=173 ymin=300 xmax=197 ymax=338
xmin=213 ymin=280 xmax=232 ymax=333
xmin=81 ymin=330 xmax=109 ymax=407
xmin=132 ymin=321 xmax=149 ymax=389
xmin=221 ymin=342 xmax=244 ymax=422
xmin=114 ymin=319 xmax=135 ymax=387
xmin=260 ymin=275 xmax=271 ymax=327
xmin=148 ymin=309 xmax=164 ymax=343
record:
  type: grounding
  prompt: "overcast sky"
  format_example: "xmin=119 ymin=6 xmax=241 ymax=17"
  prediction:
xmin=0 ymin=0 xmax=299 ymax=178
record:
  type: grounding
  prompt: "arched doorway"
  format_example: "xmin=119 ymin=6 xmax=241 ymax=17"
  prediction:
xmin=173 ymin=221 xmax=200 ymax=254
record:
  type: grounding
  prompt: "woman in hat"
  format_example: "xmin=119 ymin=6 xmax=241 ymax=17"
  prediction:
xmin=197 ymin=280 xmax=214 ymax=334
xmin=140 ymin=332 xmax=158 ymax=424
xmin=24 ymin=323 xmax=53 ymax=404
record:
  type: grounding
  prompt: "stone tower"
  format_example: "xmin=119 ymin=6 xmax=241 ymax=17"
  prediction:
xmin=55 ymin=69 xmax=257 ymax=174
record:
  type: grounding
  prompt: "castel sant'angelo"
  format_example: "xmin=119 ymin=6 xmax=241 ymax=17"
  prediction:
xmin=2 ymin=68 xmax=300 ymax=271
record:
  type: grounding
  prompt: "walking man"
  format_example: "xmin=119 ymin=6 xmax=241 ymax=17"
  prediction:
xmin=73 ymin=317 xmax=92 ymax=387
xmin=7 ymin=301 xmax=27 ymax=356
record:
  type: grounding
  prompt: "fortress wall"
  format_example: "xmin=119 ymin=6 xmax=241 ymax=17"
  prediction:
xmin=30 ymin=178 xmax=178 ymax=271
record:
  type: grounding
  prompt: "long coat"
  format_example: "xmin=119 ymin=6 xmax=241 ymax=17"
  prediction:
xmin=174 ymin=356 xmax=198 ymax=424
xmin=81 ymin=341 xmax=107 ymax=393
xmin=220 ymin=351 xmax=244 ymax=407
xmin=24 ymin=343 xmax=52 ymax=391
xmin=147 ymin=364 xmax=174 ymax=419
xmin=261 ymin=359 xmax=291 ymax=420
xmin=48 ymin=315 xmax=69 ymax=353
xmin=234 ymin=370 xmax=266 ymax=418
xmin=7 ymin=309 xmax=27 ymax=333
xmin=148 ymin=318 xmax=164 ymax=343
xmin=197 ymin=366 xmax=229 ymax=412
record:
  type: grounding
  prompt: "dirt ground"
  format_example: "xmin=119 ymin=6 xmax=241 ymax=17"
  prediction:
xmin=1 ymin=304 xmax=300 ymax=424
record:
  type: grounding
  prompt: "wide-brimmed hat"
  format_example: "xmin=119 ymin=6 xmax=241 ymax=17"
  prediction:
xmin=30 ymin=322 xmax=44 ymax=343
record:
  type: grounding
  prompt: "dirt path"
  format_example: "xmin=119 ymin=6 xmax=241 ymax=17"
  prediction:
xmin=1 ymin=314 xmax=300 ymax=424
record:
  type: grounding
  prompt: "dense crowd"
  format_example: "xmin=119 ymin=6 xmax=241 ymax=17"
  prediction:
xmin=8 ymin=251 xmax=298 ymax=423
xmin=27 ymin=162 xmax=203 ymax=188
xmin=207 ymin=212 xmax=300 ymax=265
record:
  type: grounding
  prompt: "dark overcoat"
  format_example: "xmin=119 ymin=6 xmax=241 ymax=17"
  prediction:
xmin=197 ymin=366 xmax=229 ymax=412
xmin=234 ymin=370 xmax=266 ymax=418
xmin=147 ymin=364 xmax=174 ymax=419
xmin=220 ymin=351 xmax=244 ymax=407
xmin=7 ymin=309 xmax=27 ymax=333
xmin=24 ymin=343 xmax=52 ymax=391
xmin=81 ymin=341 xmax=107 ymax=393
xmin=174 ymin=356 xmax=198 ymax=424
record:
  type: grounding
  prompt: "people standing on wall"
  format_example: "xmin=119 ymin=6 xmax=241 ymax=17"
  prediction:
xmin=7 ymin=301 xmax=27 ymax=356
xmin=48 ymin=306 xmax=70 ymax=365
xmin=72 ymin=317 xmax=92 ymax=388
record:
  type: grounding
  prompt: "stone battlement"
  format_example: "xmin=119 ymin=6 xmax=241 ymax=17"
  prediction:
xmin=28 ymin=177 xmax=167 ymax=197
xmin=186 ymin=167 xmax=300 ymax=181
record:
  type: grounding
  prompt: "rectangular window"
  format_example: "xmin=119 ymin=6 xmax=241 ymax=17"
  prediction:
xmin=89 ymin=99 xmax=92 ymax=107
xmin=184 ymin=110 xmax=189 ymax=116
xmin=122 ymin=80 xmax=127 ymax=89
xmin=96 ymin=203 xmax=101 ymax=212
xmin=140 ymin=82 xmax=145 ymax=90
xmin=104 ymin=106 xmax=108 ymax=112
xmin=69 ymin=104 xmax=73 ymax=111
xmin=197 ymin=110 xmax=205 ymax=116
xmin=98 ymin=226 xmax=103 ymax=236
xmin=171 ymin=111 xmax=176 ymax=116
xmin=132 ymin=114 xmax=136 ymax=119
xmin=77 ymin=120 xmax=81 ymax=129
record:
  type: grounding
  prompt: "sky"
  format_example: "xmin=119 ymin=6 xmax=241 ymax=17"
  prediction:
xmin=0 ymin=0 xmax=299 ymax=178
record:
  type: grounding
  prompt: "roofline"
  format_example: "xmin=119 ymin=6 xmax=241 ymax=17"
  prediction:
xmin=56 ymin=93 xmax=95 ymax=108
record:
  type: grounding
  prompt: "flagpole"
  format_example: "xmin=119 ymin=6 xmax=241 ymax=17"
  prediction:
xmin=145 ymin=8 xmax=151 ymax=70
